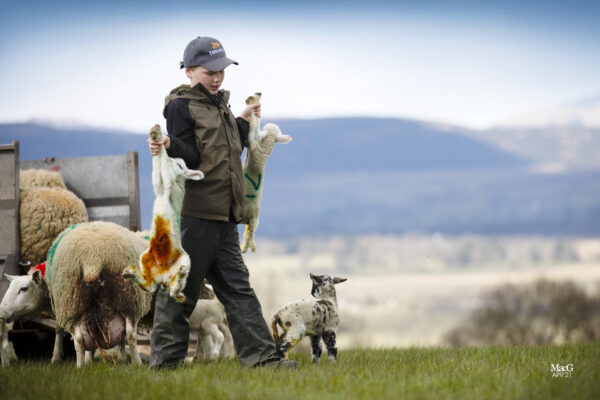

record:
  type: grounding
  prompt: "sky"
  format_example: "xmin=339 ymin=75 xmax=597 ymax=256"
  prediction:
xmin=1 ymin=0 xmax=599 ymax=132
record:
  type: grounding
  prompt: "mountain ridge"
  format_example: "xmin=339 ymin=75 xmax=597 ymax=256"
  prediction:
xmin=2 ymin=119 xmax=598 ymax=236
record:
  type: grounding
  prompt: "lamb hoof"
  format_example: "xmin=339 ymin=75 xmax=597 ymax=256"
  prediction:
xmin=122 ymin=267 xmax=136 ymax=279
xmin=149 ymin=124 xmax=162 ymax=141
xmin=174 ymin=293 xmax=186 ymax=303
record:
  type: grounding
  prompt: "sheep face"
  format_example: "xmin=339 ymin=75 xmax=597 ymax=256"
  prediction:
xmin=310 ymin=273 xmax=347 ymax=300
xmin=0 ymin=271 xmax=46 ymax=323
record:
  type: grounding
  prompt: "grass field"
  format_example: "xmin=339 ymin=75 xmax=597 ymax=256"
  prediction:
xmin=1 ymin=344 xmax=598 ymax=400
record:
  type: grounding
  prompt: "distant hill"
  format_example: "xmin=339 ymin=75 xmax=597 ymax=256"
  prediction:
xmin=476 ymin=95 xmax=600 ymax=170
xmin=267 ymin=118 xmax=527 ymax=172
xmin=476 ymin=126 xmax=600 ymax=170
xmin=2 ymin=119 xmax=599 ymax=236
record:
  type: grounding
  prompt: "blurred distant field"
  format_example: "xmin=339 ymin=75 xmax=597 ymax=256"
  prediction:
xmin=244 ymin=234 xmax=600 ymax=348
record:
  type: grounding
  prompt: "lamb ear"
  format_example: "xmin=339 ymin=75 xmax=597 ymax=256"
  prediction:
xmin=4 ymin=274 xmax=17 ymax=282
xmin=333 ymin=277 xmax=347 ymax=284
xmin=276 ymin=134 xmax=292 ymax=144
xmin=310 ymin=273 xmax=321 ymax=282
xmin=32 ymin=270 xmax=42 ymax=285
xmin=184 ymin=169 xmax=204 ymax=181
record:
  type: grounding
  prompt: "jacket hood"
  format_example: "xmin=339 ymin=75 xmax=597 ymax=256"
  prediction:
xmin=163 ymin=83 xmax=231 ymax=118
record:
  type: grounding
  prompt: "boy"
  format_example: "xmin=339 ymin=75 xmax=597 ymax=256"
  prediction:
xmin=147 ymin=36 xmax=297 ymax=369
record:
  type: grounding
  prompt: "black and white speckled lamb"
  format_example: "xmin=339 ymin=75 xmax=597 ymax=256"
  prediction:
xmin=271 ymin=274 xmax=347 ymax=363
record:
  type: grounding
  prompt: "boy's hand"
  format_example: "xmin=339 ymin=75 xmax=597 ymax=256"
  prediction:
xmin=240 ymin=103 xmax=261 ymax=122
xmin=148 ymin=136 xmax=170 ymax=156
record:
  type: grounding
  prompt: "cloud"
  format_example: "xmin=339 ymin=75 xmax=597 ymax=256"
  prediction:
xmin=1 ymin=1 xmax=599 ymax=131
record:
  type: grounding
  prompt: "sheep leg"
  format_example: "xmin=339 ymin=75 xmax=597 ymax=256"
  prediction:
xmin=202 ymin=322 xmax=224 ymax=361
xmin=123 ymin=263 xmax=158 ymax=293
xmin=241 ymin=220 xmax=257 ymax=254
xmin=168 ymin=254 xmax=190 ymax=303
xmin=126 ymin=317 xmax=142 ymax=365
xmin=310 ymin=335 xmax=323 ymax=363
xmin=51 ymin=326 xmax=64 ymax=364
xmin=218 ymin=322 xmax=235 ymax=359
xmin=1 ymin=318 xmax=9 ymax=367
xmin=276 ymin=326 xmax=306 ymax=360
xmin=151 ymin=148 xmax=165 ymax=196
xmin=84 ymin=350 xmax=92 ymax=365
xmin=192 ymin=329 xmax=203 ymax=362
xmin=201 ymin=332 xmax=214 ymax=360
xmin=322 ymin=330 xmax=338 ymax=363
xmin=120 ymin=333 xmax=128 ymax=362
xmin=73 ymin=326 xmax=85 ymax=368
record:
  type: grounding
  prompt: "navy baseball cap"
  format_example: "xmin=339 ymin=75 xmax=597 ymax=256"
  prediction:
xmin=180 ymin=36 xmax=238 ymax=71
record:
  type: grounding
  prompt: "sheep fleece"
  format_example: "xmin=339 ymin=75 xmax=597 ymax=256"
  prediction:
xmin=20 ymin=187 xmax=88 ymax=265
xmin=20 ymin=169 xmax=67 ymax=191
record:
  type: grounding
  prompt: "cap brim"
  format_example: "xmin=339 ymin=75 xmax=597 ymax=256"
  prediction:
xmin=202 ymin=57 xmax=239 ymax=72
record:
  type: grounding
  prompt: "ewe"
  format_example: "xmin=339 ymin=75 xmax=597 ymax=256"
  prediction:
xmin=271 ymin=274 xmax=346 ymax=363
xmin=123 ymin=125 xmax=203 ymax=302
xmin=239 ymin=93 xmax=291 ymax=253
xmin=47 ymin=221 xmax=153 ymax=367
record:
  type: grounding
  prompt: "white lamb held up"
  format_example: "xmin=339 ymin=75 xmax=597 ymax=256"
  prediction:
xmin=271 ymin=273 xmax=347 ymax=363
xmin=239 ymin=93 xmax=291 ymax=254
xmin=123 ymin=124 xmax=203 ymax=303
xmin=188 ymin=293 xmax=235 ymax=362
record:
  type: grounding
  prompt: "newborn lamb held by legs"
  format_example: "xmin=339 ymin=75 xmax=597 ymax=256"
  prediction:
xmin=123 ymin=124 xmax=203 ymax=303
xmin=240 ymin=93 xmax=291 ymax=253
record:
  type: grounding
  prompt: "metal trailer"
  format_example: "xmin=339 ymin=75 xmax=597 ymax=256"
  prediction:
xmin=0 ymin=140 xmax=142 ymax=358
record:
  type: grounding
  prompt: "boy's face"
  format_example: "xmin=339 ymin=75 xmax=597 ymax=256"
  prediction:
xmin=186 ymin=66 xmax=225 ymax=95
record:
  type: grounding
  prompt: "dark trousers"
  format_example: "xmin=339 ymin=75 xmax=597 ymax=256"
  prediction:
xmin=149 ymin=216 xmax=278 ymax=367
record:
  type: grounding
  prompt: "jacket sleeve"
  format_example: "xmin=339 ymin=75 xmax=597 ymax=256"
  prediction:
xmin=236 ymin=117 xmax=249 ymax=149
xmin=165 ymin=98 xmax=201 ymax=169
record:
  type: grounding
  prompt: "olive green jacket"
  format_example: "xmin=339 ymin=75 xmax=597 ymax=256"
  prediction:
xmin=163 ymin=83 xmax=249 ymax=222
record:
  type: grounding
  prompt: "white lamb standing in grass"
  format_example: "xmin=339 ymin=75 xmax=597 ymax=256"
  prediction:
xmin=188 ymin=294 xmax=235 ymax=362
xmin=240 ymin=93 xmax=291 ymax=254
xmin=271 ymin=274 xmax=347 ymax=363
xmin=123 ymin=124 xmax=203 ymax=303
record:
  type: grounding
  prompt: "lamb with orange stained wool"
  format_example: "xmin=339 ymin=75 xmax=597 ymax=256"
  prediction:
xmin=123 ymin=124 xmax=203 ymax=302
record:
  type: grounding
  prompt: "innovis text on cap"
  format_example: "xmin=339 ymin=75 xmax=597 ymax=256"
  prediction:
xmin=180 ymin=36 xmax=239 ymax=71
